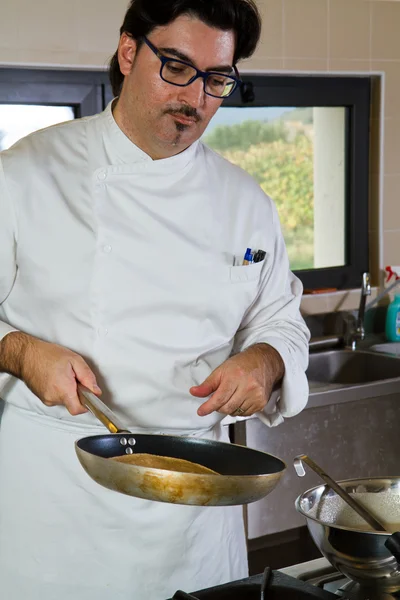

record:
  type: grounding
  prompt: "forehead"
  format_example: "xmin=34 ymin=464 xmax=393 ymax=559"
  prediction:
xmin=149 ymin=14 xmax=236 ymax=67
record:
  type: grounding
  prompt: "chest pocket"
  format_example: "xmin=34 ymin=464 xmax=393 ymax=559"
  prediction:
xmin=178 ymin=260 xmax=264 ymax=345
xmin=229 ymin=261 xmax=264 ymax=283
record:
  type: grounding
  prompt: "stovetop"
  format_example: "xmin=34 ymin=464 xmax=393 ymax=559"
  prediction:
xmin=169 ymin=567 xmax=337 ymax=599
xmin=281 ymin=558 xmax=400 ymax=599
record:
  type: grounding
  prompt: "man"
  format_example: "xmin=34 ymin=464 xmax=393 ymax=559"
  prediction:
xmin=0 ymin=1 xmax=310 ymax=598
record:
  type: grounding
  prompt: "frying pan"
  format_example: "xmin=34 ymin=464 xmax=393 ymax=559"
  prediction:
xmin=75 ymin=385 xmax=286 ymax=506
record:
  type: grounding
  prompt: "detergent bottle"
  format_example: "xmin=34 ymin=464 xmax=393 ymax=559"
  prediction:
xmin=385 ymin=293 xmax=400 ymax=342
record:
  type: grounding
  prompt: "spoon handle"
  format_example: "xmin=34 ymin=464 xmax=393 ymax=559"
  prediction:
xmin=294 ymin=454 xmax=387 ymax=532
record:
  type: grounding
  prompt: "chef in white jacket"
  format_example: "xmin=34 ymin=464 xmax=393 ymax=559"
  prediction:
xmin=0 ymin=1 xmax=310 ymax=598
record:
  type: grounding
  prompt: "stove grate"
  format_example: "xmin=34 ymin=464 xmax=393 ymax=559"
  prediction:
xmin=171 ymin=567 xmax=337 ymax=599
xmin=260 ymin=567 xmax=272 ymax=600
xmin=173 ymin=568 xmax=273 ymax=600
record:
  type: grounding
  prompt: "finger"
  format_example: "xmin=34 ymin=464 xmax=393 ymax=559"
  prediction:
xmin=230 ymin=404 xmax=247 ymax=417
xmin=58 ymin=366 xmax=89 ymax=415
xmin=215 ymin=388 xmax=249 ymax=416
xmin=230 ymin=403 xmax=253 ymax=417
xmin=62 ymin=391 xmax=88 ymax=416
xmin=71 ymin=357 xmax=102 ymax=395
xmin=228 ymin=392 xmax=267 ymax=417
xmin=44 ymin=362 xmax=87 ymax=416
xmin=190 ymin=371 xmax=220 ymax=398
xmin=197 ymin=381 xmax=238 ymax=416
xmin=43 ymin=374 xmax=88 ymax=415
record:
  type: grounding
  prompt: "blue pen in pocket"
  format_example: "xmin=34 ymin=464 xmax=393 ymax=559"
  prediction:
xmin=242 ymin=248 xmax=253 ymax=265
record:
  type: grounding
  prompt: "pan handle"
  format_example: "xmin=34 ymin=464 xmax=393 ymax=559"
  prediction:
xmin=77 ymin=385 xmax=132 ymax=435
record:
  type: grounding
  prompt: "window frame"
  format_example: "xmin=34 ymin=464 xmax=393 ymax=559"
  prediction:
xmin=0 ymin=67 xmax=109 ymax=117
xmin=222 ymin=74 xmax=371 ymax=290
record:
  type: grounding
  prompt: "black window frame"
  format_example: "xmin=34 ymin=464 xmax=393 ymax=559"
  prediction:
xmin=0 ymin=69 xmax=370 ymax=290
xmin=222 ymin=74 xmax=371 ymax=290
xmin=0 ymin=67 xmax=109 ymax=118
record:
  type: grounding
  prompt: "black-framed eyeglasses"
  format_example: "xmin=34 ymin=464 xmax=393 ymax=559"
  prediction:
xmin=143 ymin=36 xmax=241 ymax=99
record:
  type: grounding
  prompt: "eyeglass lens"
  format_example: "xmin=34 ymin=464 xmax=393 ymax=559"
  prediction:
xmin=161 ymin=61 xmax=236 ymax=98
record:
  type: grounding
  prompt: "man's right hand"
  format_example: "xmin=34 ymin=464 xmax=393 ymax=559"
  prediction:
xmin=0 ymin=331 xmax=101 ymax=415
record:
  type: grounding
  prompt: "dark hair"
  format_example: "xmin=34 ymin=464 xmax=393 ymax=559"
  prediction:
xmin=109 ymin=0 xmax=262 ymax=97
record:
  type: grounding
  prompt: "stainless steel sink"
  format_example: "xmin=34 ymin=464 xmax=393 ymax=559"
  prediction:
xmin=369 ymin=342 xmax=400 ymax=356
xmin=307 ymin=349 xmax=400 ymax=385
xmin=305 ymin=349 xmax=400 ymax=409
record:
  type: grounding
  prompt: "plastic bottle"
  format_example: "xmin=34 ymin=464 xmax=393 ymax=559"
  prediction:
xmin=385 ymin=293 xmax=400 ymax=342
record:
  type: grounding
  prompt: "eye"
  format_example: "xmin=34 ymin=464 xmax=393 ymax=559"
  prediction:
xmin=166 ymin=64 xmax=185 ymax=74
xmin=209 ymin=76 xmax=227 ymax=88
xmin=165 ymin=61 xmax=192 ymax=76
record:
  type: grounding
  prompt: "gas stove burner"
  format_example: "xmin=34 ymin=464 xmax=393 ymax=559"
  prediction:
xmin=170 ymin=567 xmax=336 ymax=599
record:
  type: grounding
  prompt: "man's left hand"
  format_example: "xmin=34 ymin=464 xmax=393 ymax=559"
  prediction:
xmin=190 ymin=344 xmax=285 ymax=418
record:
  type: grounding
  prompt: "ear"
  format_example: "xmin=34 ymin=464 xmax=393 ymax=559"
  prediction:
xmin=118 ymin=32 xmax=139 ymax=76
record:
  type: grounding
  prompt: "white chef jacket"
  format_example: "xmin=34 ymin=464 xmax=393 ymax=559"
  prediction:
xmin=0 ymin=101 xmax=310 ymax=600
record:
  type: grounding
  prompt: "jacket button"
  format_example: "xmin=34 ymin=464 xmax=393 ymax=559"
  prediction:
xmin=97 ymin=171 xmax=107 ymax=181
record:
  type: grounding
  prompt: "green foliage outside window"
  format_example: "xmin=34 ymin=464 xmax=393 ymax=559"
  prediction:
xmin=204 ymin=120 xmax=314 ymax=270
xmin=204 ymin=119 xmax=288 ymax=153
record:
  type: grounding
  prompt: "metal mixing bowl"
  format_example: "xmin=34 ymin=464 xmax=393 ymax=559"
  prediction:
xmin=296 ymin=477 xmax=400 ymax=593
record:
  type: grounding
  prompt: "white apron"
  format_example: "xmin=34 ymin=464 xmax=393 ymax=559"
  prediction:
xmin=0 ymin=102 xmax=309 ymax=599
xmin=0 ymin=403 xmax=247 ymax=600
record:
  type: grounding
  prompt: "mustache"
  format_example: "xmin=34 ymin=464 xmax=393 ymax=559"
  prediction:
xmin=164 ymin=106 xmax=201 ymax=122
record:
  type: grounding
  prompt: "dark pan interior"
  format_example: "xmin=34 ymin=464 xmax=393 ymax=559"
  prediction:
xmin=76 ymin=434 xmax=285 ymax=476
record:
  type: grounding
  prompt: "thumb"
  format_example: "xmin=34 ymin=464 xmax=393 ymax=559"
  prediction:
xmin=190 ymin=371 xmax=220 ymax=398
xmin=71 ymin=357 xmax=102 ymax=395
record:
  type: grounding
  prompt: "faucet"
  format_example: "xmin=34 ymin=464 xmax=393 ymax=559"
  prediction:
xmin=347 ymin=272 xmax=371 ymax=350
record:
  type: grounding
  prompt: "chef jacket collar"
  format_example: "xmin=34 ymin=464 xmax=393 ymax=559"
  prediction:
xmin=101 ymin=99 xmax=200 ymax=173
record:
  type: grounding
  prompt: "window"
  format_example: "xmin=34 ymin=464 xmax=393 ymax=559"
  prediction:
xmin=204 ymin=75 xmax=371 ymax=290
xmin=0 ymin=69 xmax=370 ymax=290
xmin=0 ymin=105 xmax=75 ymax=150
xmin=0 ymin=67 xmax=108 ymax=129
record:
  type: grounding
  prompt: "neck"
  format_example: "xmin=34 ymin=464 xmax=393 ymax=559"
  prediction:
xmin=112 ymin=98 xmax=190 ymax=160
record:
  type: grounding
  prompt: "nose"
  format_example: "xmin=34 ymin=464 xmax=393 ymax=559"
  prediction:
xmin=177 ymin=76 xmax=206 ymax=109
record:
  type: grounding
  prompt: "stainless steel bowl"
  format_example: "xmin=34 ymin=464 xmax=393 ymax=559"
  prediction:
xmin=296 ymin=478 xmax=400 ymax=593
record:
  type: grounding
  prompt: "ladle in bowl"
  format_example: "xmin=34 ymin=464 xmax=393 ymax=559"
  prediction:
xmin=294 ymin=454 xmax=387 ymax=532
xmin=294 ymin=454 xmax=400 ymax=566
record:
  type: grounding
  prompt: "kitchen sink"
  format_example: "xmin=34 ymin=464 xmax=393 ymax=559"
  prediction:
xmin=369 ymin=342 xmax=400 ymax=356
xmin=307 ymin=349 xmax=400 ymax=385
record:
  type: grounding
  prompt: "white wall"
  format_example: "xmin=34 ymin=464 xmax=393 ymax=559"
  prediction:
xmin=0 ymin=0 xmax=129 ymax=69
